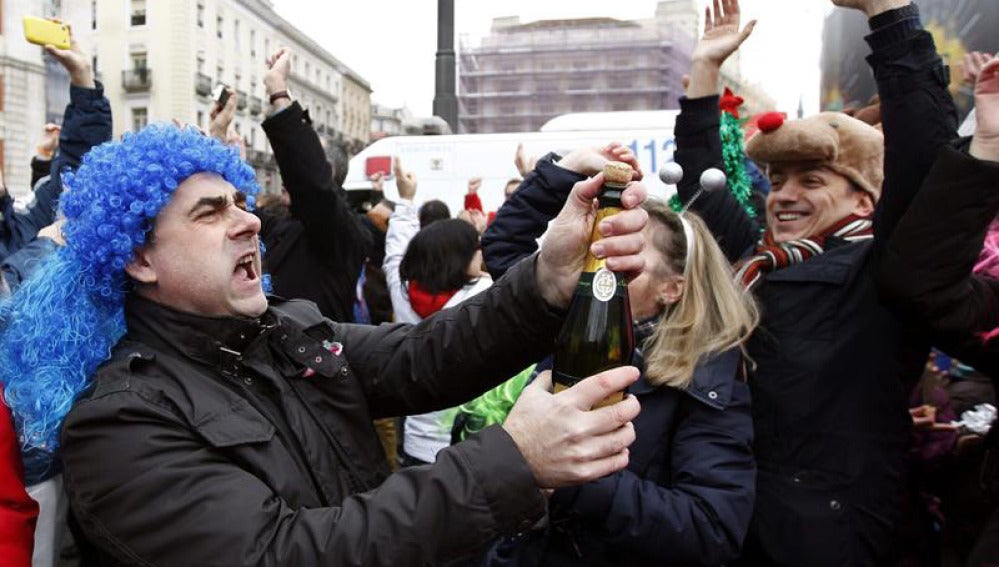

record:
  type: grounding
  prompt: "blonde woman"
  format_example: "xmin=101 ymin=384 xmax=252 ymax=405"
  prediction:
xmin=480 ymin=145 xmax=758 ymax=566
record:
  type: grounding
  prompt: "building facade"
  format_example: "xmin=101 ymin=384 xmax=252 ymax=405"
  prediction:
xmin=63 ymin=0 xmax=371 ymax=193
xmin=0 ymin=0 xmax=51 ymax=198
xmin=457 ymin=1 xmax=698 ymax=134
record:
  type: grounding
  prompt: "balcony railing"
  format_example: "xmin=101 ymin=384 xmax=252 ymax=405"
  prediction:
xmin=249 ymin=96 xmax=263 ymax=116
xmin=237 ymin=91 xmax=248 ymax=111
xmin=195 ymin=73 xmax=212 ymax=96
xmin=122 ymin=69 xmax=152 ymax=92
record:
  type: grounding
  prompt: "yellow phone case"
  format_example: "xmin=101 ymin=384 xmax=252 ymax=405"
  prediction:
xmin=22 ymin=17 xmax=71 ymax=50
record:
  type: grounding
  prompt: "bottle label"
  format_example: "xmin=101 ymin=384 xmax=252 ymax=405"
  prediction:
xmin=592 ymin=268 xmax=617 ymax=302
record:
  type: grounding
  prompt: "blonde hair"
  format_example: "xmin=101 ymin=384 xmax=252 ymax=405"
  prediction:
xmin=641 ymin=200 xmax=759 ymax=388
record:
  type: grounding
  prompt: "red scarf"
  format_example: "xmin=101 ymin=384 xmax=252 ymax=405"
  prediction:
xmin=407 ymin=281 xmax=458 ymax=319
xmin=735 ymin=215 xmax=874 ymax=290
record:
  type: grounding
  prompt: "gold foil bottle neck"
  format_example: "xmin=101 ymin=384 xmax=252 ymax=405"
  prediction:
xmin=603 ymin=161 xmax=633 ymax=185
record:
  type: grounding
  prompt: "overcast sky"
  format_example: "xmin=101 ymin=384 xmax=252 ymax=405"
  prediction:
xmin=273 ymin=0 xmax=833 ymax=118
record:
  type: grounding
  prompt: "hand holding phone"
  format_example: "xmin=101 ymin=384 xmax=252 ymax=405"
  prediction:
xmin=208 ymin=85 xmax=236 ymax=143
xmin=211 ymin=83 xmax=232 ymax=110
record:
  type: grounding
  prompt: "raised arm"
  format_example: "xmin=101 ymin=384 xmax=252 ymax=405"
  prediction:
xmin=844 ymin=0 xmax=959 ymax=252
xmin=674 ymin=0 xmax=759 ymax=262
xmin=383 ymin=158 xmax=420 ymax=322
xmin=260 ymin=48 xmax=371 ymax=268
xmin=2 ymin=36 xmax=110 ymax=256
xmin=878 ymin=58 xmax=999 ymax=373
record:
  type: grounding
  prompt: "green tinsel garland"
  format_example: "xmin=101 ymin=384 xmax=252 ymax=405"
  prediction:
xmin=669 ymin=111 xmax=757 ymax=219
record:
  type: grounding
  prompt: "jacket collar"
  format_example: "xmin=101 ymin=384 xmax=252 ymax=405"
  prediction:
xmin=124 ymin=293 xmax=276 ymax=374
xmin=630 ymin=344 xmax=740 ymax=410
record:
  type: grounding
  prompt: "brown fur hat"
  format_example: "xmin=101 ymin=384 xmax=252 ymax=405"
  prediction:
xmin=745 ymin=112 xmax=884 ymax=201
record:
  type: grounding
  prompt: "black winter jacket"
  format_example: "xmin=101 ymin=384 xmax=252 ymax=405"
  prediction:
xmin=61 ymin=258 xmax=560 ymax=567
xmin=878 ymin=141 xmax=999 ymax=378
xmin=673 ymin=8 xmax=955 ymax=566
xmin=257 ymin=103 xmax=371 ymax=323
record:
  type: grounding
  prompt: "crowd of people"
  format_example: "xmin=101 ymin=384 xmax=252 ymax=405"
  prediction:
xmin=0 ymin=0 xmax=998 ymax=565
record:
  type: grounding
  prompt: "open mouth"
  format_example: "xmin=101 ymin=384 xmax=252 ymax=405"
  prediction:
xmin=235 ymin=252 xmax=259 ymax=282
xmin=776 ymin=212 xmax=809 ymax=223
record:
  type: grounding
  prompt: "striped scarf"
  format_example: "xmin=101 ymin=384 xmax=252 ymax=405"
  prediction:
xmin=735 ymin=215 xmax=874 ymax=290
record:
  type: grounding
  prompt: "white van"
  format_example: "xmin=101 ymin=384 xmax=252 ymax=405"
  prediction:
xmin=343 ymin=110 xmax=679 ymax=214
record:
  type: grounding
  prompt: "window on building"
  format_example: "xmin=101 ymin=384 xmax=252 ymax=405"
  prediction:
xmin=217 ymin=15 xmax=223 ymax=39
xmin=499 ymin=104 xmax=515 ymax=115
xmin=537 ymin=81 xmax=558 ymax=93
xmin=130 ymin=0 xmax=146 ymax=26
xmin=234 ymin=19 xmax=240 ymax=47
xmin=131 ymin=52 xmax=147 ymax=71
xmin=196 ymin=2 xmax=204 ymax=28
xmin=196 ymin=55 xmax=205 ymax=74
xmin=91 ymin=0 xmax=97 ymax=30
xmin=498 ymin=80 xmax=518 ymax=93
xmin=132 ymin=108 xmax=148 ymax=132
xmin=569 ymin=77 xmax=588 ymax=91
xmin=305 ymin=61 xmax=310 ymax=81
xmin=217 ymin=63 xmax=224 ymax=83
xmin=197 ymin=110 xmax=204 ymax=128
xmin=249 ymin=30 xmax=256 ymax=57
xmin=264 ymin=38 xmax=270 ymax=58
xmin=92 ymin=56 xmax=98 ymax=75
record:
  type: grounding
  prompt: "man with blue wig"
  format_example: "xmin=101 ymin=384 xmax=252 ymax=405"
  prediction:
xmin=0 ymin=64 xmax=652 ymax=564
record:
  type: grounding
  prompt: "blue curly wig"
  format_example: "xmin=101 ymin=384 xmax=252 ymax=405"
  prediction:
xmin=0 ymin=124 xmax=265 ymax=455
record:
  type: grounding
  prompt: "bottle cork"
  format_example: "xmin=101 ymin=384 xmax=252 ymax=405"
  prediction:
xmin=603 ymin=161 xmax=633 ymax=185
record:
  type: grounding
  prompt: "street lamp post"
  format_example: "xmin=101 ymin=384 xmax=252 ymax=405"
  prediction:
xmin=433 ymin=0 xmax=458 ymax=133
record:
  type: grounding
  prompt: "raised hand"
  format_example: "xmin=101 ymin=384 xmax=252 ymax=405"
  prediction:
xmin=515 ymin=143 xmax=538 ymax=177
xmin=35 ymin=124 xmax=61 ymax=160
xmin=208 ymin=87 xmax=237 ymax=143
xmin=264 ymin=47 xmax=292 ymax=111
xmin=44 ymin=24 xmax=95 ymax=89
xmin=963 ymin=52 xmax=993 ymax=87
xmin=971 ymin=57 xmax=999 ymax=161
xmin=393 ymin=157 xmax=417 ymax=200
xmin=503 ymin=368 xmax=641 ymax=488
xmin=467 ymin=177 xmax=482 ymax=194
xmin=556 ymin=143 xmax=644 ymax=180
xmin=690 ymin=0 xmax=756 ymax=68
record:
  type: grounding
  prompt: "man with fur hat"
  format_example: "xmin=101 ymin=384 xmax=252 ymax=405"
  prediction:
xmin=0 ymin=106 xmax=652 ymax=565
xmin=673 ymin=0 xmax=956 ymax=564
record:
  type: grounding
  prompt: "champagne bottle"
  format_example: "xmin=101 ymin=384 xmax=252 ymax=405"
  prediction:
xmin=552 ymin=161 xmax=635 ymax=409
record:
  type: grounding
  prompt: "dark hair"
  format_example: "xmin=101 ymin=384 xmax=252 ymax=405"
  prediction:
xmin=328 ymin=144 xmax=349 ymax=188
xmin=400 ymin=219 xmax=480 ymax=294
xmin=419 ymin=199 xmax=451 ymax=228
